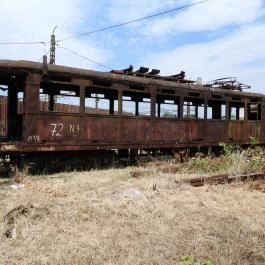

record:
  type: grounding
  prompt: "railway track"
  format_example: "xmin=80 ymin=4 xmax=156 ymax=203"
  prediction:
xmin=177 ymin=171 xmax=265 ymax=187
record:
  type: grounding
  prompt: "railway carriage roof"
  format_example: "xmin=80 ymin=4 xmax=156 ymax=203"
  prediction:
xmin=0 ymin=59 xmax=263 ymax=98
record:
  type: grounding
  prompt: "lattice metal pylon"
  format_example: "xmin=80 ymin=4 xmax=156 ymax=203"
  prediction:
xmin=49 ymin=26 xmax=57 ymax=65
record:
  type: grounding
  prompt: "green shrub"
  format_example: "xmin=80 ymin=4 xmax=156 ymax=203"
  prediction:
xmin=250 ymin=136 xmax=258 ymax=146
xmin=181 ymin=255 xmax=215 ymax=265
xmin=218 ymin=142 xmax=241 ymax=156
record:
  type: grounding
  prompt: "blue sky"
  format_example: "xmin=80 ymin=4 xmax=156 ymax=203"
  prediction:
xmin=1 ymin=0 xmax=265 ymax=92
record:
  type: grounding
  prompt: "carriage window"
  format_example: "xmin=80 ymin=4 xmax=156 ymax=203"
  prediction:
xmin=121 ymin=91 xmax=151 ymax=116
xmin=221 ymin=105 xmax=226 ymax=119
xmin=0 ymin=86 xmax=8 ymax=137
xmin=207 ymin=106 xmax=212 ymax=119
xmin=85 ymin=87 xmax=118 ymax=115
xmin=207 ymin=100 xmax=226 ymax=119
xmin=159 ymin=100 xmax=178 ymax=118
xmin=239 ymin=107 xmax=245 ymax=120
xmin=139 ymin=98 xmax=151 ymax=116
xmin=184 ymin=102 xmax=195 ymax=118
xmin=39 ymin=85 xmax=80 ymax=113
xmin=230 ymin=107 xmax=237 ymax=120
xmin=1 ymin=79 xmax=24 ymax=139
xmin=248 ymin=103 xmax=261 ymax=120
xmin=183 ymin=97 xmax=204 ymax=119
xmin=39 ymin=88 xmax=49 ymax=111
xmin=229 ymin=102 xmax=245 ymax=120
xmin=54 ymin=90 xmax=80 ymax=113
xmin=197 ymin=104 xmax=204 ymax=119
xmin=17 ymin=92 xmax=24 ymax=114
xmin=156 ymin=95 xmax=179 ymax=118
xmin=122 ymin=96 xmax=135 ymax=116
xmin=85 ymin=93 xmax=111 ymax=114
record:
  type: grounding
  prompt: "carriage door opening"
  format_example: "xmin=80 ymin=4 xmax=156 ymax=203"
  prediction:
xmin=0 ymin=73 xmax=25 ymax=141
xmin=0 ymin=86 xmax=7 ymax=138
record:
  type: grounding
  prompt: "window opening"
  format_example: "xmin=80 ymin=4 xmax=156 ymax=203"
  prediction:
xmin=229 ymin=102 xmax=245 ymax=120
xmin=207 ymin=106 xmax=212 ymax=119
xmin=156 ymin=95 xmax=179 ymax=118
xmin=55 ymin=90 xmax=80 ymax=113
xmin=208 ymin=100 xmax=226 ymax=119
xmin=197 ymin=104 xmax=204 ymax=119
xmin=40 ymin=85 xmax=80 ymax=113
xmin=85 ymin=96 xmax=110 ymax=114
xmin=221 ymin=105 xmax=226 ymax=119
xmin=183 ymin=97 xmax=204 ymax=119
xmin=184 ymin=102 xmax=196 ymax=118
xmin=239 ymin=107 xmax=245 ymax=120
xmin=159 ymin=103 xmax=178 ymax=118
xmin=122 ymin=95 xmax=135 ymax=116
xmin=85 ymin=87 xmax=118 ymax=115
xmin=0 ymin=85 xmax=8 ymax=137
xmin=39 ymin=88 xmax=49 ymax=111
xmin=0 ymin=76 xmax=25 ymax=140
xmin=139 ymin=101 xmax=151 ymax=116
xmin=248 ymin=103 xmax=260 ymax=120
xmin=122 ymin=91 xmax=151 ymax=116
xmin=230 ymin=107 xmax=237 ymax=120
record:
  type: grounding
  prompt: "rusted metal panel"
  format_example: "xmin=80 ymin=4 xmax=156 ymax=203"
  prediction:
xmin=24 ymin=73 xmax=41 ymax=114
xmin=201 ymin=120 xmax=227 ymax=142
xmin=122 ymin=118 xmax=137 ymax=143
xmin=228 ymin=121 xmax=265 ymax=143
xmin=23 ymin=114 xmax=85 ymax=144
xmin=86 ymin=116 xmax=118 ymax=142
xmin=152 ymin=120 xmax=164 ymax=142
xmin=19 ymin=111 xmax=265 ymax=152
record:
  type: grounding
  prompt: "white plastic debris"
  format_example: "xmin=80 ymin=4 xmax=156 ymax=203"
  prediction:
xmin=123 ymin=188 xmax=145 ymax=200
xmin=9 ymin=184 xmax=25 ymax=190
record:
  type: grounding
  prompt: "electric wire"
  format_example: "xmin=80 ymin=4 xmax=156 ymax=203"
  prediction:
xmin=0 ymin=0 xmax=210 ymax=67
xmin=57 ymin=44 xmax=112 ymax=70
xmin=0 ymin=41 xmax=48 ymax=45
xmin=57 ymin=0 xmax=209 ymax=42
xmin=0 ymin=1 xmax=209 ymax=49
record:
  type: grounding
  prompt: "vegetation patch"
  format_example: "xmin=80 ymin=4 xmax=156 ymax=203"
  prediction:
xmin=1 ymin=146 xmax=265 ymax=264
xmin=186 ymin=145 xmax=265 ymax=175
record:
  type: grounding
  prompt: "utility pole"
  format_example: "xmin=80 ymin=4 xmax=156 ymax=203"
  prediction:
xmin=49 ymin=26 xmax=57 ymax=65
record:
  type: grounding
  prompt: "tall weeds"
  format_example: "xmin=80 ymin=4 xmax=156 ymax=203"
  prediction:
xmin=187 ymin=144 xmax=265 ymax=175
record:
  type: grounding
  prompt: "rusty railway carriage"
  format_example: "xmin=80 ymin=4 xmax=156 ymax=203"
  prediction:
xmin=0 ymin=58 xmax=264 ymax=170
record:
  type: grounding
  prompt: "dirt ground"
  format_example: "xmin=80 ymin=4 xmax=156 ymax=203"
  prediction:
xmin=1 ymin=165 xmax=265 ymax=265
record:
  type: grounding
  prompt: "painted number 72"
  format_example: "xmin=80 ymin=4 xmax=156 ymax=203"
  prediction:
xmin=50 ymin=123 xmax=64 ymax=137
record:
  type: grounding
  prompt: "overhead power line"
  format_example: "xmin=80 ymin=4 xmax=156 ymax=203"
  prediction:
xmin=57 ymin=44 xmax=112 ymax=70
xmin=0 ymin=1 xmax=209 ymax=47
xmin=57 ymin=0 xmax=209 ymax=42
xmin=0 ymin=41 xmax=48 ymax=45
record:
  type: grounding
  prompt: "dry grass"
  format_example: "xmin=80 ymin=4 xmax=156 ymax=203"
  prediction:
xmin=1 ymin=165 xmax=265 ymax=265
